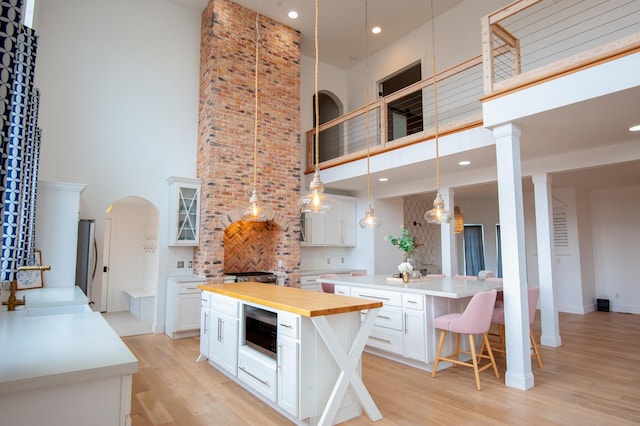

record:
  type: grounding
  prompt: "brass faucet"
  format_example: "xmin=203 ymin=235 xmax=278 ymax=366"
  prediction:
xmin=2 ymin=265 xmax=51 ymax=311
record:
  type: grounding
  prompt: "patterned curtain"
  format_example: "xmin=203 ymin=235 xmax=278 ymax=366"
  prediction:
xmin=1 ymin=0 xmax=42 ymax=283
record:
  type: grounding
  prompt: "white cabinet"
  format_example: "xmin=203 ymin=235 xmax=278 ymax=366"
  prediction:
xmin=300 ymin=274 xmax=322 ymax=292
xmin=167 ymin=176 xmax=202 ymax=246
xmin=166 ymin=277 xmax=204 ymax=339
xmin=209 ymin=294 xmax=239 ymax=376
xmin=198 ymin=292 xmax=210 ymax=361
xmin=277 ymin=311 xmax=300 ymax=416
xmin=403 ymin=293 xmax=427 ymax=362
xmin=300 ymin=195 xmax=356 ymax=247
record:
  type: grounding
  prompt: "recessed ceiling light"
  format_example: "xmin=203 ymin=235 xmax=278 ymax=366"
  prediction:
xmin=458 ymin=160 xmax=471 ymax=166
xmin=371 ymin=26 xmax=381 ymax=34
xmin=629 ymin=124 xmax=640 ymax=132
xmin=378 ymin=177 xmax=388 ymax=182
xmin=288 ymin=10 xmax=298 ymax=19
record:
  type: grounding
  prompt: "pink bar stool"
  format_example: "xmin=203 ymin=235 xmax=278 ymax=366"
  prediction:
xmin=432 ymin=289 xmax=500 ymax=390
xmin=319 ymin=274 xmax=338 ymax=293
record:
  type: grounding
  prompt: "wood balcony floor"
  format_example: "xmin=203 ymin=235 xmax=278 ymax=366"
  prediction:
xmin=123 ymin=311 xmax=640 ymax=425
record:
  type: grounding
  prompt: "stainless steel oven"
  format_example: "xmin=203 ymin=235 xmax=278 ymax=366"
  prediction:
xmin=229 ymin=272 xmax=278 ymax=284
xmin=243 ymin=305 xmax=277 ymax=359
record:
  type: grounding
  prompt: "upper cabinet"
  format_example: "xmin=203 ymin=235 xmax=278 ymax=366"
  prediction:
xmin=167 ymin=176 xmax=202 ymax=246
xmin=301 ymin=195 xmax=356 ymax=247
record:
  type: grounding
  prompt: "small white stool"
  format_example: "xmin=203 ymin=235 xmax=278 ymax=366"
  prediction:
xmin=123 ymin=288 xmax=155 ymax=322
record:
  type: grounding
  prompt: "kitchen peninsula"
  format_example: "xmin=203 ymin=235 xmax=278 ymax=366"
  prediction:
xmin=198 ymin=282 xmax=384 ymax=426
xmin=316 ymin=275 xmax=503 ymax=372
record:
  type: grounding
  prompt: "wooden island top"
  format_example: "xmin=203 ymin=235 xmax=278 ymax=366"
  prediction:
xmin=198 ymin=283 xmax=382 ymax=317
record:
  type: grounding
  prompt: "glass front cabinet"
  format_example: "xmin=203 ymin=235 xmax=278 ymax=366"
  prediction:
xmin=167 ymin=176 xmax=202 ymax=246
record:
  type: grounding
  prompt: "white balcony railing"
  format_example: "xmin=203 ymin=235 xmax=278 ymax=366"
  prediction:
xmin=304 ymin=0 xmax=640 ymax=174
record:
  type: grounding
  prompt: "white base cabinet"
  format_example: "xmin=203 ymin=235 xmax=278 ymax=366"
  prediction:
xmin=208 ymin=294 xmax=239 ymax=376
xmin=166 ymin=277 xmax=204 ymax=339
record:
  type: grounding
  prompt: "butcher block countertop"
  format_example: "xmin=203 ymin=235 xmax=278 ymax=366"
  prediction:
xmin=198 ymin=283 xmax=382 ymax=317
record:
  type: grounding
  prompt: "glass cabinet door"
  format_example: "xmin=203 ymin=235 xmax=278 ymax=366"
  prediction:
xmin=168 ymin=177 xmax=202 ymax=246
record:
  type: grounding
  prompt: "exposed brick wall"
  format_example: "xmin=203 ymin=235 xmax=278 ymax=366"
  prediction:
xmin=195 ymin=0 xmax=301 ymax=286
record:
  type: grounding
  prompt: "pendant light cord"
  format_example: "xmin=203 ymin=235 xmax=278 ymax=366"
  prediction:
xmin=365 ymin=0 xmax=371 ymax=201
xmin=430 ymin=0 xmax=440 ymax=191
xmin=314 ymin=0 xmax=320 ymax=173
xmin=253 ymin=8 xmax=260 ymax=193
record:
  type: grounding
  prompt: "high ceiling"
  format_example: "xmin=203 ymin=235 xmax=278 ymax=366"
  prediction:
xmin=169 ymin=0 xmax=461 ymax=70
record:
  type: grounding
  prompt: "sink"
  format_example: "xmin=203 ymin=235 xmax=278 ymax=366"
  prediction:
xmin=27 ymin=304 xmax=92 ymax=316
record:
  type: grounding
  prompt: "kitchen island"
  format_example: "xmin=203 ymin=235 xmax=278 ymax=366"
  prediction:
xmin=0 ymin=295 xmax=137 ymax=425
xmin=198 ymin=282 xmax=384 ymax=426
xmin=316 ymin=275 xmax=502 ymax=372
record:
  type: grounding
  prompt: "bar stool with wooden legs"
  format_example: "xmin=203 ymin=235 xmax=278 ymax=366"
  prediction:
xmin=432 ymin=289 xmax=500 ymax=390
xmin=490 ymin=287 xmax=543 ymax=368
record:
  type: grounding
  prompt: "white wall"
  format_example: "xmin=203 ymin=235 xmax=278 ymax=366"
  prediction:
xmin=591 ymin=183 xmax=640 ymax=314
xmin=32 ymin=0 xmax=201 ymax=327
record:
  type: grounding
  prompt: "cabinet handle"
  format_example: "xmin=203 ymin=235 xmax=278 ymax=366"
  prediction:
xmin=217 ymin=317 xmax=222 ymax=342
xmin=359 ymin=294 xmax=390 ymax=301
xmin=203 ymin=312 xmax=208 ymax=334
xmin=370 ymin=336 xmax=392 ymax=344
xmin=407 ymin=300 xmax=418 ymax=304
xmin=280 ymin=323 xmax=293 ymax=329
xmin=239 ymin=366 xmax=270 ymax=387
xmin=378 ymin=315 xmax=391 ymax=320
xmin=404 ymin=313 xmax=408 ymax=334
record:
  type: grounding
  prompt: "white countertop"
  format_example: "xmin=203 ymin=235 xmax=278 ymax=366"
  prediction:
xmin=300 ymin=268 xmax=366 ymax=276
xmin=19 ymin=286 xmax=88 ymax=308
xmin=317 ymin=275 xmax=502 ymax=299
xmin=167 ymin=274 xmax=206 ymax=283
xmin=0 ymin=310 xmax=138 ymax=396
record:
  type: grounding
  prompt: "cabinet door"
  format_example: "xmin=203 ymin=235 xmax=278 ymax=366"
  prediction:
xmin=177 ymin=292 xmax=201 ymax=331
xmin=323 ymin=204 xmax=342 ymax=245
xmin=168 ymin=177 xmax=201 ymax=246
xmin=339 ymin=198 xmax=356 ymax=246
xmin=404 ymin=309 xmax=427 ymax=362
xmin=277 ymin=335 xmax=299 ymax=416
xmin=199 ymin=295 xmax=210 ymax=358
xmin=209 ymin=311 xmax=238 ymax=376
xmin=302 ymin=212 xmax=325 ymax=245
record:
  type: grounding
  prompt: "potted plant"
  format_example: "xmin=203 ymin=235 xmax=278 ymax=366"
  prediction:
xmin=387 ymin=228 xmax=416 ymax=278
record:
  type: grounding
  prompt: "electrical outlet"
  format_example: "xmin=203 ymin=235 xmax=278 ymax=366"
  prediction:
xmin=341 ymin=257 xmax=344 ymax=264
xmin=188 ymin=260 xmax=193 ymax=268
xmin=327 ymin=257 xmax=331 ymax=264
xmin=177 ymin=261 xmax=184 ymax=268
xmin=278 ymin=259 xmax=284 ymax=268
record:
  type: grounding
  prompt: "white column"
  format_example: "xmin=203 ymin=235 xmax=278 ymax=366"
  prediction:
xmin=440 ymin=188 xmax=456 ymax=278
xmin=532 ymin=173 xmax=562 ymax=347
xmin=494 ymin=123 xmax=534 ymax=390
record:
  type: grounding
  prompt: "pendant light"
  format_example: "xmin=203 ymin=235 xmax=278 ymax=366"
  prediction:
xmin=424 ymin=0 xmax=452 ymax=225
xmin=359 ymin=0 xmax=381 ymax=229
xmin=298 ymin=0 xmax=335 ymax=214
xmin=242 ymin=8 xmax=269 ymax=222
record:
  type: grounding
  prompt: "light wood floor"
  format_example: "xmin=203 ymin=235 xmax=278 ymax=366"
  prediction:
xmin=123 ymin=311 xmax=640 ymax=425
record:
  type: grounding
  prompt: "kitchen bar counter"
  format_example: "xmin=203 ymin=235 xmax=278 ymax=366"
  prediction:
xmin=199 ymin=282 xmax=383 ymax=316
xmin=316 ymin=274 xmax=502 ymax=298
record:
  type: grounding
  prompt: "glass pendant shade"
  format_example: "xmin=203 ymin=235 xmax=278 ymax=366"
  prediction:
xmin=359 ymin=202 xmax=381 ymax=229
xmin=424 ymin=191 xmax=452 ymax=224
xmin=298 ymin=170 xmax=335 ymax=213
xmin=242 ymin=189 xmax=269 ymax=222
xmin=454 ymin=205 xmax=464 ymax=233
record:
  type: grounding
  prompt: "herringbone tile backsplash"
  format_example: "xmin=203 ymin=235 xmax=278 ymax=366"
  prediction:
xmin=223 ymin=220 xmax=279 ymax=273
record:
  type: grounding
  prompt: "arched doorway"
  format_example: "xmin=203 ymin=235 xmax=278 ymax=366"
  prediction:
xmin=314 ymin=91 xmax=343 ymax=162
xmin=101 ymin=196 xmax=159 ymax=336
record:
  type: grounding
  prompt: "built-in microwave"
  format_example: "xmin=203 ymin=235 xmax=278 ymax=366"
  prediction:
xmin=243 ymin=305 xmax=277 ymax=359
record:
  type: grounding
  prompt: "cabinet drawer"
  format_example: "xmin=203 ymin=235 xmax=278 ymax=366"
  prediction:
xmin=211 ymin=293 xmax=239 ymax=318
xmin=362 ymin=306 xmax=403 ymax=330
xmin=176 ymin=281 xmax=202 ymax=294
xmin=278 ymin=311 xmax=299 ymax=339
xmin=334 ymin=285 xmax=350 ymax=296
xmin=238 ymin=348 xmax=277 ymax=402
xmin=367 ymin=326 xmax=403 ymax=355
xmin=402 ymin=293 xmax=425 ymax=310
xmin=352 ymin=287 xmax=402 ymax=307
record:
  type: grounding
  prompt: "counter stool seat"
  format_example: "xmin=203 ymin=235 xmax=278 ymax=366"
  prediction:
xmin=431 ymin=289 xmax=499 ymax=390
